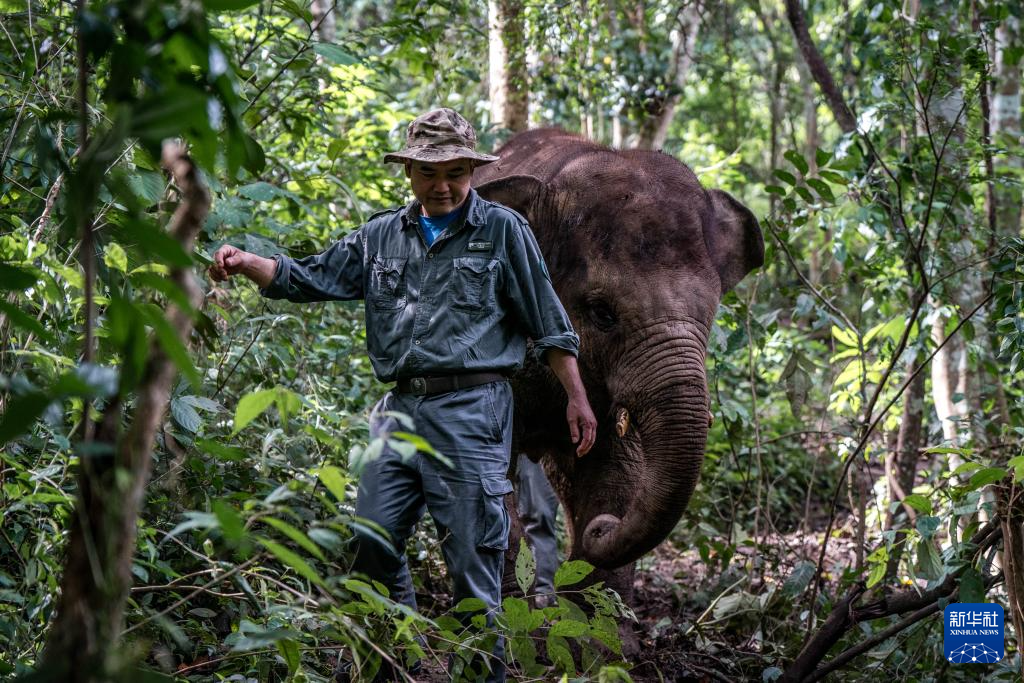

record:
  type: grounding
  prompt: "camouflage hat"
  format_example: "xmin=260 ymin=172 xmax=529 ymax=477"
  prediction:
xmin=384 ymin=108 xmax=499 ymax=166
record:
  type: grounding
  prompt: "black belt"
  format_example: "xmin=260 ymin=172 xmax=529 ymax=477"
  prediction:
xmin=394 ymin=372 xmax=507 ymax=396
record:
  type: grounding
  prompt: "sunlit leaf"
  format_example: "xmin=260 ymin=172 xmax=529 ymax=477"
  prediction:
xmin=554 ymin=560 xmax=594 ymax=588
xmin=259 ymin=538 xmax=324 ymax=586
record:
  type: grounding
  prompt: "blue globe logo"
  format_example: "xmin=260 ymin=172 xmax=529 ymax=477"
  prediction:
xmin=947 ymin=643 xmax=1001 ymax=664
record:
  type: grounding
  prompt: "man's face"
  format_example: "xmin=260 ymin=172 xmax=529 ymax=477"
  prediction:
xmin=406 ymin=159 xmax=473 ymax=216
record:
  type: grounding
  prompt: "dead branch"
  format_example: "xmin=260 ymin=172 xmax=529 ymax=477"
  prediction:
xmin=781 ymin=520 xmax=1003 ymax=682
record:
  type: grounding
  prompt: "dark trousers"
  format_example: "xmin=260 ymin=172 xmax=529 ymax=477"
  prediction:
xmin=515 ymin=454 xmax=560 ymax=596
xmin=352 ymin=381 xmax=513 ymax=682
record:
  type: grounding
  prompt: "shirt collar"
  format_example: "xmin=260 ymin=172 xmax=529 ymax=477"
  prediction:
xmin=400 ymin=189 xmax=486 ymax=233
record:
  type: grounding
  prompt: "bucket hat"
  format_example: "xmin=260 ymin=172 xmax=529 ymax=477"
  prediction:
xmin=384 ymin=108 xmax=499 ymax=166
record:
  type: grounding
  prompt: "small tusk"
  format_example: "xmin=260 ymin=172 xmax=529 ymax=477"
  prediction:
xmin=615 ymin=407 xmax=630 ymax=437
xmin=708 ymin=411 xmax=714 ymax=427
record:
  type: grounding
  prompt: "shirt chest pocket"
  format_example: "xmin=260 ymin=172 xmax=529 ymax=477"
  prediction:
xmin=369 ymin=256 xmax=408 ymax=310
xmin=448 ymin=257 xmax=499 ymax=312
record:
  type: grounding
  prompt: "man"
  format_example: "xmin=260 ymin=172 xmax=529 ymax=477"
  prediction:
xmin=209 ymin=108 xmax=596 ymax=682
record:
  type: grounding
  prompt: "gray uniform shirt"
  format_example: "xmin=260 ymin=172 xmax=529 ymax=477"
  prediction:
xmin=260 ymin=189 xmax=579 ymax=382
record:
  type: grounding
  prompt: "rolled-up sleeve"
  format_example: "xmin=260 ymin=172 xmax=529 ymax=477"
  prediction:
xmin=504 ymin=220 xmax=580 ymax=362
xmin=260 ymin=229 xmax=365 ymax=303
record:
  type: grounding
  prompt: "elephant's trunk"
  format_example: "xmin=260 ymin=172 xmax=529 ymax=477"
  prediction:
xmin=581 ymin=328 xmax=710 ymax=569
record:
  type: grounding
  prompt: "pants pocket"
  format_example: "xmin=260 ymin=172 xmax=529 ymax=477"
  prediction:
xmin=476 ymin=476 xmax=514 ymax=551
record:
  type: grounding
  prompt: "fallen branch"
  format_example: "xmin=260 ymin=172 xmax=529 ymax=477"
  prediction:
xmin=781 ymin=520 xmax=1003 ymax=682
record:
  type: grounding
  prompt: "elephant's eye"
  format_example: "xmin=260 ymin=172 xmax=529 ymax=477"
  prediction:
xmin=586 ymin=299 xmax=618 ymax=331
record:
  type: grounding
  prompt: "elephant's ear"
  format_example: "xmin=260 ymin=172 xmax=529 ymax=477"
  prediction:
xmin=474 ymin=174 xmax=549 ymax=226
xmin=704 ymin=189 xmax=765 ymax=293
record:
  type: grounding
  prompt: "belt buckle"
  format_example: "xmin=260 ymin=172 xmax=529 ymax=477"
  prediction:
xmin=410 ymin=377 xmax=427 ymax=396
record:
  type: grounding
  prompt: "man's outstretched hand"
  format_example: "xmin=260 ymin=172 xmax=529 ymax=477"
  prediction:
xmin=208 ymin=245 xmax=276 ymax=288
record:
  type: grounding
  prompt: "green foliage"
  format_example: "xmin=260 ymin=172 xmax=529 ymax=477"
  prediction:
xmin=1 ymin=0 xmax=1023 ymax=680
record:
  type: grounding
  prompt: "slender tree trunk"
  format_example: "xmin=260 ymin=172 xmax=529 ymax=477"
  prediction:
xmin=636 ymin=0 xmax=701 ymax=149
xmin=783 ymin=0 xmax=856 ymax=134
xmin=39 ymin=144 xmax=209 ymax=682
xmin=310 ymin=0 xmax=336 ymax=43
xmin=488 ymin=0 xmax=529 ymax=133
xmin=993 ymin=16 xmax=1022 ymax=236
xmin=884 ymin=364 xmax=926 ymax=579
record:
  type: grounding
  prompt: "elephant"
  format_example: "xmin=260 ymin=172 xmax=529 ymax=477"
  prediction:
xmin=472 ymin=128 xmax=764 ymax=602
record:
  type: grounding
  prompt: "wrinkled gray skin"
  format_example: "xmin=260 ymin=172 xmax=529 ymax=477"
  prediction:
xmin=472 ymin=129 xmax=764 ymax=602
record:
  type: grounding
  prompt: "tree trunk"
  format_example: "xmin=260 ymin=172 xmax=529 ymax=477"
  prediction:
xmin=884 ymin=362 xmax=926 ymax=579
xmin=993 ymin=16 xmax=1022 ymax=236
xmin=636 ymin=0 xmax=701 ymax=149
xmin=39 ymin=144 xmax=209 ymax=682
xmin=783 ymin=0 xmax=856 ymax=134
xmin=488 ymin=0 xmax=529 ymax=133
xmin=310 ymin=0 xmax=336 ymax=44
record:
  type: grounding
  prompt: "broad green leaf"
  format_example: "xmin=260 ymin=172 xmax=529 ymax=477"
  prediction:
xmin=127 ymin=170 xmax=166 ymax=204
xmin=232 ymin=388 xmax=277 ymax=435
xmin=916 ymin=515 xmax=941 ymax=540
xmin=129 ymin=272 xmax=194 ymax=312
xmin=170 ymin=397 xmax=202 ymax=434
xmin=1008 ymin=456 xmax=1024 ymax=481
xmin=554 ymin=560 xmax=594 ymax=588
xmin=515 ymin=538 xmax=536 ymax=596
xmin=902 ymin=494 xmax=932 ymax=515
xmin=317 ymin=465 xmax=350 ymax=503
xmin=831 ymin=325 xmax=858 ymax=348
xmin=783 ymin=149 xmax=809 ymax=175
xmin=111 ymin=218 xmax=193 ymax=267
xmin=0 ymin=391 xmax=50 ymax=445
xmin=277 ymin=638 xmax=301 ymax=675
xmin=546 ymin=633 xmax=575 ymax=673
xmin=313 ymin=43 xmax=358 ymax=66
xmin=927 ymin=446 xmax=974 ymax=456
xmin=915 ymin=539 xmax=942 ymax=580
xmin=772 ymin=169 xmax=796 ymax=186
xmin=195 ymin=438 xmax=247 ymax=461
xmin=806 ymin=178 xmax=835 ymax=202
xmin=104 ymin=242 xmax=128 ymax=272
xmin=967 ymin=467 xmax=1007 ymax=490
xmin=549 ymin=619 xmax=589 ymax=638
xmin=237 ymin=181 xmax=285 ymax=202
xmin=259 ymin=538 xmax=324 ymax=586
xmin=139 ymin=304 xmax=200 ymax=389
xmin=262 ymin=517 xmax=325 ymax=561
xmin=958 ymin=567 xmax=986 ymax=604
xmin=0 ymin=263 xmax=38 ymax=290
xmin=794 ymin=186 xmax=815 ymax=203
xmin=213 ymin=500 xmax=245 ymax=543
xmin=819 ymin=170 xmax=848 ymax=185
xmin=500 ymin=596 xmax=533 ymax=631
xmin=454 ymin=597 xmax=487 ymax=612
xmin=782 ymin=560 xmax=816 ymax=597
xmin=866 ymin=560 xmax=886 ymax=588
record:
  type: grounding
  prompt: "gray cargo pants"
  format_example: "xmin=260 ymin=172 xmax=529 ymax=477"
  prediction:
xmin=352 ymin=380 xmax=513 ymax=682
xmin=515 ymin=455 xmax=560 ymax=598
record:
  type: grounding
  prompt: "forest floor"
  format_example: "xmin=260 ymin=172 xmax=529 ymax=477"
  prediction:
xmin=407 ymin=523 xmax=862 ymax=683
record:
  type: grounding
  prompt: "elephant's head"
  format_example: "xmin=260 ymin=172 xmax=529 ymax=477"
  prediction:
xmin=476 ymin=141 xmax=763 ymax=570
